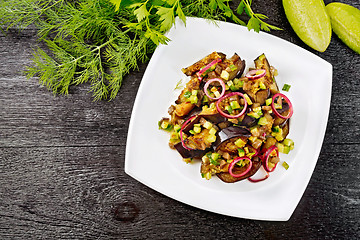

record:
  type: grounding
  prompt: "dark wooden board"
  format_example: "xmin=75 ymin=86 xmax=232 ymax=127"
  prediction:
xmin=1 ymin=0 xmax=359 ymax=239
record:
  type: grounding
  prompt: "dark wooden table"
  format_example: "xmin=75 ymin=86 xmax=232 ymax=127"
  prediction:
xmin=1 ymin=1 xmax=359 ymax=239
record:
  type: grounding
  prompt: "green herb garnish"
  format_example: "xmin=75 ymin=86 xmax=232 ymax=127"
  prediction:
xmin=0 ymin=0 xmax=279 ymax=100
xmin=184 ymin=91 xmax=191 ymax=98
xmin=282 ymin=84 xmax=291 ymax=91
xmin=237 ymin=0 xmax=282 ymax=32
xmin=282 ymin=161 xmax=289 ymax=170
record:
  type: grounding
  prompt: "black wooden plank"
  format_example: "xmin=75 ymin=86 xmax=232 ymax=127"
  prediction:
xmin=0 ymin=145 xmax=358 ymax=239
xmin=0 ymin=0 xmax=359 ymax=239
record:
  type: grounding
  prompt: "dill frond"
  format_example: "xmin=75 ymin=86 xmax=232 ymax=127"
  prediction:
xmin=1 ymin=0 xmax=280 ymax=100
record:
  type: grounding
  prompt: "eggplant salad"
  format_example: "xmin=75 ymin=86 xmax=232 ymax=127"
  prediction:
xmin=159 ymin=52 xmax=294 ymax=183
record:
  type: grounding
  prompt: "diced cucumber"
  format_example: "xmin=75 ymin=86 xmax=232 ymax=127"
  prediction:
xmin=230 ymin=100 xmax=241 ymax=110
xmin=258 ymin=117 xmax=268 ymax=126
xmin=235 ymin=138 xmax=246 ymax=148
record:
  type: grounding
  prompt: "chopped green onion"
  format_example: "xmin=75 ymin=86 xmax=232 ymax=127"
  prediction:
xmin=282 ymin=161 xmax=289 ymax=170
xmin=209 ymin=127 xmax=217 ymax=135
xmin=247 ymin=110 xmax=262 ymax=119
xmin=272 ymin=128 xmax=284 ymax=141
xmin=230 ymin=100 xmax=241 ymax=110
xmin=249 ymin=136 xmax=257 ymax=143
xmin=259 ymin=81 xmax=267 ymax=90
xmin=235 ymin=138 xmax=246 ymax=148
xmin=282 ymin=84 xmax=291 ymax=92
xmin=220 ymin=70 xmax=230 ymax=80
xmin=174 ymin=124 xmax=181 ymax=132
xmin=203 ymin=121 xmax=213 ymax=129
xmin=202 ymin=172 xmax=212 ymax=180
xmin=161 ymin=121 xmax=169 ymax=129
xmin=236 ymin=159 xmax=246 ymax=167
xmin=265 ymin=98 xmax=272 ymax=106
xmin=274 ymin=103 xmax=282 ymax=109
xmin=210 ymin=158 xmax=219 ymax=166
xmin=184 ymin=91 xmax=191 ymax=98
xmin=229 ymin=64 xmax=238 ymax=71
xmin=214 ymin=91 xmax=221 ymax=98
xmin=258 ymin=116 xmax=268 ymax=125
xmin=189 ymin=95 xmax=198 ymax=104
xmin=169 ymin=131 xmax=179 ymax=141
xmin=238 ymin=148 xmax=245 ymax=157
xmin=283 ymin=138 xmax=294 ymax=149
xmin=202 ymin=95 xmax=209 ymax=103
xmin=272 ymin=126 xmax=280 ymax=133
xmin=227 ymin=80 xmax=234 ymax=87
xmin=234 ymin=78 xmax=244 ymax=88
xmin=250 ymin=127 xmax=260 ymax=136
xmin=277 ymin=143 xmax=289 ymax=154
xmin=253 ymin=107 xmax=262 ymax=112
xmin=246 ymin=152 xmax=255 ymax=158
xmin=193 ymin=126 xmax=201 ymax=133
xmin=244 ymin=94 xmax=253 ymax=105
xmin=226 ymin=105 xmax=233 ymax=114
xmin=229 ymin=84 xmax=238 ymax=91
xmin=158 ymin=119 xmax=173 ymax=131
xmin=207 ymin=134 xmax=217 ymax=143
xmin=211 ymin=153 xmax=220 ymax=161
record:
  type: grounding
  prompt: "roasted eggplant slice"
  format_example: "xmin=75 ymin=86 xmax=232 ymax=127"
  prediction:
xmin=226 ymin=53 xmax=246 ymax=80
xmin=213 ymin=126 xmax=251 ymax=151
xmin=175 ymin=77 xmax=200 ymax=104
xmin=281 ymin=120 xmax=290 ymax=139
xmin=273 ymin=102 xmax=290 ymax=126
xmin=255 ymin=88 xmax=270 ymax=105
xmin=216 ymin=157 xmax=262 ymax=183
xmin=254 ymin=54 xmax=279 ymax=94
xmin=181 ymin=51 xmax=226 ymax=76
xmin=174 ymin=142 xmax=208 ymax=158
xmin=199 ymin=112 xmax=226 ymax=124
xmin=181 ymin=115 xmax=201 ymax=134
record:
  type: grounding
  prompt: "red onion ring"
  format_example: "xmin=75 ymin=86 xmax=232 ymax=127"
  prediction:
xmin=216 ymin=92 xmax=247 ymax=119
xmin=271 ymin=93 xmax=293 ymax=119
xmin=197 ymin=58 xmax=222 ymax=80
xmin=245 ymin=69 xmax=266 ymax=80
xmin=262 ymin=145 xmax=279 ymax=172
xmin=228 ymin=156 xmax=253 ymax=178
xmin=247 ymin=145 xmax=260 ymax=158
xmin=248 ymin=166 xmax=270 ymax=182
xmin=203 ymin=78 xmax=226 ymax=100
xmin=179 ymin=115 xmax=197 ymax=151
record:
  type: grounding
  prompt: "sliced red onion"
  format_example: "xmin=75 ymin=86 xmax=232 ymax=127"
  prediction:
xmin=203 ymin=78 xmax=226 ymax=100
xmin=197 ymin=58 xmax=222 ymax=80
xmin=179 ymin=115 xmax=197 ymax=151
xmin=247 ymin=145 xmax=260 ymax=158
xmin=228 ymin=156 xmax=253 ymax=178
xmin=245 ymin=69 xmax=266 ymax=80
xmin=271 ymin=93 xmax=293 ymax=119
xmin=248 ymin=165 xmax=270 ymax=182
xmin=262 ymin=145 xmax=279 ymax=172
xmin=216 ymin=92 xmax=247 ymax=119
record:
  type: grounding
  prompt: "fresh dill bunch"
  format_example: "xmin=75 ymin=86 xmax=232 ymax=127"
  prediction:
xmin=1 ymin=0 xmax=148 ymax=100
xmin=0 ymin=0 xmax=280 ymax=101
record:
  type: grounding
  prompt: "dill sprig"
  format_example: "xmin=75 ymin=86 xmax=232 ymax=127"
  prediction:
xmin=0 ymin=0 xmax=280 ymax=100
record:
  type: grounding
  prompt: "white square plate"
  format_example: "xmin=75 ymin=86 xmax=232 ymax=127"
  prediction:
xmin=125 ymin=17 xmax=332 ymax=221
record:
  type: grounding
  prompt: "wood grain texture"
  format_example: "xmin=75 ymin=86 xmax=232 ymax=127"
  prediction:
xmin=0 ymin=0 xmax=359 ymax=239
